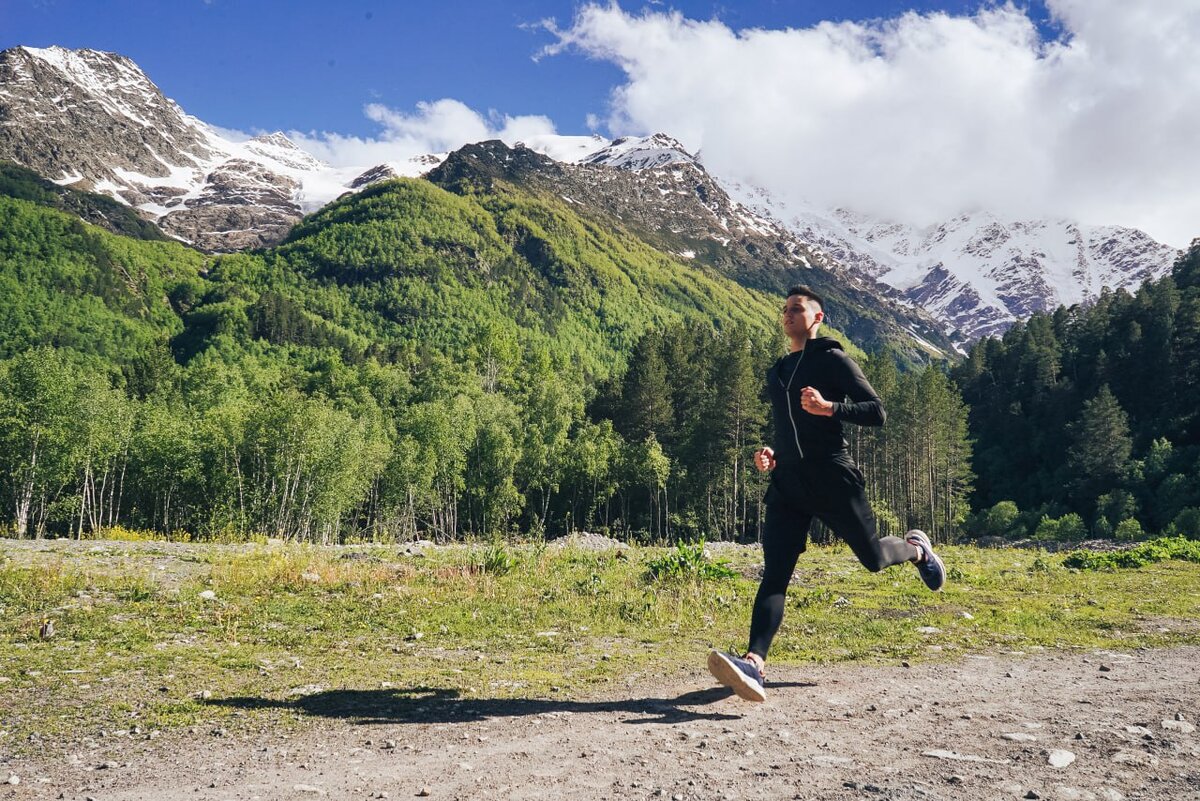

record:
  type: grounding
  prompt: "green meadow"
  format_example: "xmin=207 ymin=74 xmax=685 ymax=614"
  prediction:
xmin=1 ymin=538 xmax=1198 ymax=756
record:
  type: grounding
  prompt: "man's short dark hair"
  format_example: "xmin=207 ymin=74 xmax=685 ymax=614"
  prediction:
xmin=787 ymin=285 xmax=825 ymax=312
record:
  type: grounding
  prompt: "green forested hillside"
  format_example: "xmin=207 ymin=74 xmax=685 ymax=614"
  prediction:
xmin=262 ymin=177 xmax=781 ymax=376
xmin=954 ymin=241 xmax=1200 ymax=541
xmin=0 ymin=161 xmax=170 ymax=242
xmin=0 ymin=172 xmax=971 ymax=543
xmin=425 ymin=141 xmax=957 ymax=364
xmin=0 ymin=196 xmax=204 ymax=376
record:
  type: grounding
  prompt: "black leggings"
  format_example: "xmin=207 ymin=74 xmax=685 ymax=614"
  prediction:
xmin=747 ymin=458 xmax=917 ymax=660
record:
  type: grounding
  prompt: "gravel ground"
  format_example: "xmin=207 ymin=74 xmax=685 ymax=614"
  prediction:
xmin=3 ymin=646 xmax=1197 ymax=801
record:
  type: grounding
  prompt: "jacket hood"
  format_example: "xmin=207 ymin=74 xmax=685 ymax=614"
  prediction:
xmin=772 ymin=337 xmax=844 ymax=373
xmin=803 ymin=336 xmax=844 ymax=354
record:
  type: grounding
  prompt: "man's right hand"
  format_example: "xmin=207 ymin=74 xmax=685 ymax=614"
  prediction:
xmin=753 ymin=447 xmax=776 ymax=472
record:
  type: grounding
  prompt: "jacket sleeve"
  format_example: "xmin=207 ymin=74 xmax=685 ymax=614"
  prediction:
xmin=829 ymin=353 xmax=886 ymax=427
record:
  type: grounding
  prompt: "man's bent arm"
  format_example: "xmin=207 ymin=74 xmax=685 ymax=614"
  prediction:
xmin=829 ymin=353 xmax=886 ymax=426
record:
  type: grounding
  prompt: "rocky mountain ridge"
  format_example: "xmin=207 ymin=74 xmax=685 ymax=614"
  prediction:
xmin=521 ymin=132 xmax=1180 ymax=344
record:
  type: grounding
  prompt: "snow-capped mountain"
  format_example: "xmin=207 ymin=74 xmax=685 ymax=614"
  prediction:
xmin=523 ymin=133 xmax=827 ymax=273
xmin=0 ymin=45 xmax=1179 ymax=346
xmin=531 ymin=132 xmax=1179 ymax=345
xmin=725 ymin=185 xmax=1181 ymax=343
xmin=0 ymin=46 xmax=439 ymax=250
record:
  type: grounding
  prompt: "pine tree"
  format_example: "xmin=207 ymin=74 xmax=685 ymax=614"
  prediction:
xmin=1067 ymin=385 xmax=1132 ymax=499
xmin=1173 ymin=291 xmax=1200 ymax=444
xmin=616 ymin=332 xmax=673 ymax=444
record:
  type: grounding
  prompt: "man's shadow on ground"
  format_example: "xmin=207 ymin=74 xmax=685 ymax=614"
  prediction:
xmin=211 ymin=682 xmax=816 ymax=726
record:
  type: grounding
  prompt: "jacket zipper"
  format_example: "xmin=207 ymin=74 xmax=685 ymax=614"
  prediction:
xmin=778 ymin=351 xmax=805 ymax=460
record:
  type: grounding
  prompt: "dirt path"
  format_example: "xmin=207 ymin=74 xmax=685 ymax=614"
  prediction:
xmin=4 ymin=646 xmax=1197 ymax=801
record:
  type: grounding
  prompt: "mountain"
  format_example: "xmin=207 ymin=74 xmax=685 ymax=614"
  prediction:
xmin=1 ymin=45 xmax=1178 ymax=350
xmin=0 ymin=46 xmax=434 ymax=252
xmin=0 ymin=45 xmax=906 ymax=359
xmin=251 ymin=174 xmax=785 ymax=375
xmin=0 ymin=157 xmax=783 ymax=385
xmin=496 ymin=134 xmax=956 ymax=360
xmin=727 ymin=186 xmax=1181 ymax=343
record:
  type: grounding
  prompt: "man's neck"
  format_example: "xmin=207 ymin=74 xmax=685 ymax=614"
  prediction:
xmin=789 ymin=333 xmax=811 ymax=353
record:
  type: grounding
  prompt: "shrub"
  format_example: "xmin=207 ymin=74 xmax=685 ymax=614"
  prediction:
xmin=969 ymin=500 xmax=1023 ymax=539
xmin=1033 ymin=512 xmax=1086 ymax=542
xmin=1113 ymin=517 xmax=1145 ymax=542
xmin=1170 ymin=507 xmax=1200 ymax=541
xmin=1056 ymin=513 xmax=1087 ymax=541
xmin=1034 ymin=515 xmax=1060 ymax=541
xmin=1064 ymin=536 xmax=1200 ymax=570
xmin=646 ymin=541 xmax=736 ymax=582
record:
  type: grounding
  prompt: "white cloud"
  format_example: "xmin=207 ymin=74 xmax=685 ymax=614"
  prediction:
xmin=288 ymin=98 xmax=558 ymax=169
xmin=204 ymin=122 xmax=256 ymax=143
xmin=544 ymin=1 xmax=1200 ymax=247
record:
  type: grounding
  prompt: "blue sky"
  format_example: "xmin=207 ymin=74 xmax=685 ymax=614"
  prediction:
xmin=2 ymin=0 xmax=1054 ymax=137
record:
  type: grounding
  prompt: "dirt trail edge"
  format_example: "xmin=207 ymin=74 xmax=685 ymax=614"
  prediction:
xmin=5 ymin=646 xmax=1198 ymax=801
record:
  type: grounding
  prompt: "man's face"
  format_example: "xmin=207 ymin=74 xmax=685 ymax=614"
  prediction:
xmin=782 ymin=294 xmax=822 ymax=337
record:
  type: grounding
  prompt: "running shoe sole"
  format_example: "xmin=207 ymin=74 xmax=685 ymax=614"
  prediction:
xmin=707 ymin=650 xmax=767 ymax=702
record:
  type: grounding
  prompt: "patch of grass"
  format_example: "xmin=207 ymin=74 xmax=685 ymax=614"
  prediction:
xmin=0 ymin=540 xmax=1197 ymax=758
xmin=81 ymin=525 xmax=163 ymax=542
xmin=0 ymin=561 xmax=86 ymax=611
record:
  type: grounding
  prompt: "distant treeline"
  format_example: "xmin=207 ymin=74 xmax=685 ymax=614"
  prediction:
xmin=2 ymin=169 xmax=1197 ymax=544
xmin=0 ymin=326 xmax=971 ymax=545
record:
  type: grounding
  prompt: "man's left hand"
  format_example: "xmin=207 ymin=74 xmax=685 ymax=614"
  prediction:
xmin=800 ymin=386 xmax=834 ymax=416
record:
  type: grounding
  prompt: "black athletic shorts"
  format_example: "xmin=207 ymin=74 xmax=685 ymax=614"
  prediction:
xmin=762 ymin=454 xmax=874 ymax=554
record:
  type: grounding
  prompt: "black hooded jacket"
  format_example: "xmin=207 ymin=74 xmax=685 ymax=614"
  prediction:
xmin=766 ymin=337 xmax=886 ymax=463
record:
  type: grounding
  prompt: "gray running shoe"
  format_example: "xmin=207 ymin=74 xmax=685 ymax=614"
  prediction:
xmin=906 ymin=529 xmax=946 ymax=591
xmin=707 ymin=650 xmax=767 ymax=702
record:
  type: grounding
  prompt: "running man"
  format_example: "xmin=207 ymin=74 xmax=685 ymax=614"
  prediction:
xmin=707 ymin=285 xmax=946 ymax=702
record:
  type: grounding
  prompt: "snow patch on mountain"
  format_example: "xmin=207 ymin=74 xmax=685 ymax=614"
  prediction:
xmin=578 ymin=133 xmax=697 ymax=170
xmin=516 ymin=133 xmax=608 ymax=163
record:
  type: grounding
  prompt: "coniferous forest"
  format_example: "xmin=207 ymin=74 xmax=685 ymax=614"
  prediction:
xmin=1 ymin=161 xmax=1196 ymax=545
xmin=954 ymin=244 xmax=1200 ymax=542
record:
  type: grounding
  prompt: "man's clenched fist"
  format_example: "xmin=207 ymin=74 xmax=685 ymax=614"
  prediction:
xmin=753 ymin=447 xmax=776 ymax=472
